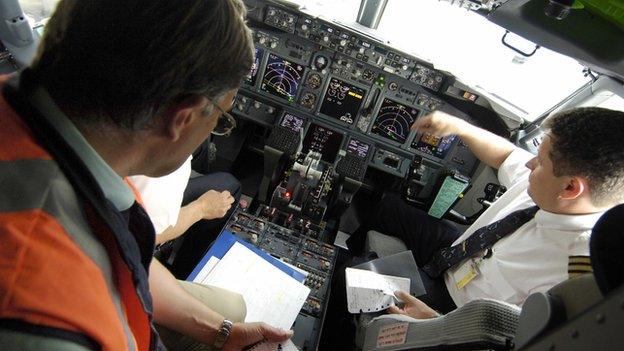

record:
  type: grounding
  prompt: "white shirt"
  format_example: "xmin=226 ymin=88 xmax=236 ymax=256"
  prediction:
xmin=444 ymin=148 xmax=604 ymax=307
xmin=129 ymin=158 xmax=192 ymax=234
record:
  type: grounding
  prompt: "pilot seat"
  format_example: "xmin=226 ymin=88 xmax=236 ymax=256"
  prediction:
xmin=359 ymin=203 xmax=624 ymax=351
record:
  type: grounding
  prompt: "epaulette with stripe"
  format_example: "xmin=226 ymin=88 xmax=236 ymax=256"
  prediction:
xmin=568 ymin=255 xmax=592 ymax=278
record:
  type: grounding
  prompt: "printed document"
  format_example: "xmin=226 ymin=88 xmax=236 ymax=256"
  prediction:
xmin=194 ymin=242 xmax=310 ymax=329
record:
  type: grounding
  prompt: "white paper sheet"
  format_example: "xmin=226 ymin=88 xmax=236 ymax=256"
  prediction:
xmin=248 ymin=339 xmax=300 ymax=351
xmin=192 ymin=256 xmax=220 ymax=284
xmin=345 ymin=268 xmax=410 ymax=313
xmin=199 ymin=242 xmax=310 ymax=330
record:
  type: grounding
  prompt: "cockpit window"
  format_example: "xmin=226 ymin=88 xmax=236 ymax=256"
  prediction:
xmin=294 ymin=0 xmax=593 ymax=121
xmin=24 ymin=0 xmax=594 ymax=121
xmin=598 ymin=94 xmax=624 ymax=111
xmin=581 ymin=91 xmax=624 ymax=112
xmin=20 ymin=0 xmax=58 ymax=23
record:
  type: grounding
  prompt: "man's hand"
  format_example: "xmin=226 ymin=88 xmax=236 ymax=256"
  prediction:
xmin=411 ymin=110 xmax=467 ymax=137
xmin=223 ymin=322 xmax=293 ymax=351
xmin=197 ymin=190 xmax=235 ymax=220
xmin=387 ymin=291 xmax=439 ymax=319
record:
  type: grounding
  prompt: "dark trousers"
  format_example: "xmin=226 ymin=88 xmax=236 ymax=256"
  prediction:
xmin=346 ymin=193 xmax=460 ymax=313
xmin=169 ymin=172 xmax=241 ymax=279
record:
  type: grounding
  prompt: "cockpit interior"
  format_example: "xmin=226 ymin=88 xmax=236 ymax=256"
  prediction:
xmin=1 ymin=0 xmax=623 ymax=350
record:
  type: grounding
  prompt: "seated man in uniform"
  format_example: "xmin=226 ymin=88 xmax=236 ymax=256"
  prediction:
xmin=348 ymin=107 xmax=624 ymax=316
xmin=0 ymin=0 xmax=292 ymax=350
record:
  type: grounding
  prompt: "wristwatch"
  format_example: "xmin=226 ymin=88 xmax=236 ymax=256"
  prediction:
xmin=212 ymin=319 xmax=233 ymax=350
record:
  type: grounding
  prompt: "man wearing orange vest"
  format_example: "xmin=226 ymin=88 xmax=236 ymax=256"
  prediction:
xmin=0 ymin=0 xmax=292 ymax=350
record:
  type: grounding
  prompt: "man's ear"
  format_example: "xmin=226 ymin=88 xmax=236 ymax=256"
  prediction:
xmin=559 ymin=176 xmax=587 ymax=200
xmin=162 ymin=95 xmax=206 ymax=142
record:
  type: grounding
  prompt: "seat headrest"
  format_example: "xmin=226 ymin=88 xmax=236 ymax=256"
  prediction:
xmin=590 ymin=204 xmax=624 ymax=295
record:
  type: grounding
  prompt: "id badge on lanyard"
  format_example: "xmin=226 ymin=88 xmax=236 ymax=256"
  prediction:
xmin=453 ymin=259 xmax=480 ymax=290
xmin=452 ymin=248 xmax=492 ymax=290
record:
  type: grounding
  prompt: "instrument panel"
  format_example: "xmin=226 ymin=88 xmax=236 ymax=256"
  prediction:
xmin=236 ymin=0 xmax=479 ymax=181
xmin=371 ymin=98 xmax=419 ymax=144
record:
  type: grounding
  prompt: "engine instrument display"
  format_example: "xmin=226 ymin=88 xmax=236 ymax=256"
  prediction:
xmin=412 ymin=133 xmax=456 ymax=159
xmin=245 ymin=47 xmax=264 ymax=86
xmin=280 ymin=113 xmax=305 ymax=133
xmin=302 ymin=123 xmax=344 ymax=163
xmin=346 ymin=139 xmax=370 ymax=159
xmin=371 ymin=98 xmax=419 ymax=144
xmin=319 ymin=77 xmax=366 ymax=125
xmin=261 ymin=53 xmax=305 ymax=102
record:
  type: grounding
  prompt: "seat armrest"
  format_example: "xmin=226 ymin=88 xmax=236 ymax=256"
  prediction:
xmin=362 ymin=299 xmax=520 ymax=351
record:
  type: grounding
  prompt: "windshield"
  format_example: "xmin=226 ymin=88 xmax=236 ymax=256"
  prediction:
xmin=295 ymin=0 xmax=592 ymax=121
xmin=22 ymin=0 xmax=592 ymax=121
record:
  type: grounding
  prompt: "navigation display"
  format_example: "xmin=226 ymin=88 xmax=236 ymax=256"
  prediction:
xmin=319 ymin=77 xmax=366 ymax=125
xmin=412 ymin=133 xmax=456 ymax=159
xmin=244 ymin=47 xmax=264 ymax=86
xmin=280 ymin=113 xmax=305 ymax=133
xmin=371 ymin=98 xmax=419 ymax=144
xmin=302 ymin=123 xmax=344 ymax=163
xmin=346 ymin=139 xmax=370 ymax=159
xmin=261 ymin=53 xmax=305 ymax=102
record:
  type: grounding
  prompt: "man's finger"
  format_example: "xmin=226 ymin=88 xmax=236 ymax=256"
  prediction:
xmin=387 ymin=305 xmax=404 ymax=315
xmin=394 ymin=290 xmax=412 ymax=302
xmin=260 ymin=323 xmax=293 ymax=342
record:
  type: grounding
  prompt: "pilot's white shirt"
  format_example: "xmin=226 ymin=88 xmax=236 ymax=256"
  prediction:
xmin=129 ymin=157 xmax=192 ymax=234
xmin=444 ymin=148 xmax=604 ymax=307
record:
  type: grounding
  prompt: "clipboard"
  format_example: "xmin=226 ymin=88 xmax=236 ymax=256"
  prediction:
xmin=187 ymin=230 xmax=307 ymax=283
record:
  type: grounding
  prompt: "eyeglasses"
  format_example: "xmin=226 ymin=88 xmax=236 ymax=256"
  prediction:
xmin=210 ymin=98 xmax=237 ymax=137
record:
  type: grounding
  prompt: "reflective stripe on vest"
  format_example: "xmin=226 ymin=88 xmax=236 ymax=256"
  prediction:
xmin=0 ymin=158 xmax=138 ymax=351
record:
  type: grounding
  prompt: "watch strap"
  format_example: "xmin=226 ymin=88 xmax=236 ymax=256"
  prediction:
xmin=212 ymin=319 xmax=233 ymax=350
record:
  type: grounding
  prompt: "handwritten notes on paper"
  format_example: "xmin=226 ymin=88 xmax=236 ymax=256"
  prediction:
xmin=376 ymin=322 xmax=409 ymax=348
xmin=345 ymin=268 xmax=410 ymax=314
xmin=193 ymin=242 xmax=310 ymax=330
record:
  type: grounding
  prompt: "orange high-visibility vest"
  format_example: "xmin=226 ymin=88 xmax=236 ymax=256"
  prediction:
xmin=0 ymin=76 xmax=157 ymax=351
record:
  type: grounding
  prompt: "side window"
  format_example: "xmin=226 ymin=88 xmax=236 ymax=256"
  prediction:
xmin=20 ymin=0 xmax=60 ymax=23
xmin=589 ymin=92 xmax=624 ymax=112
